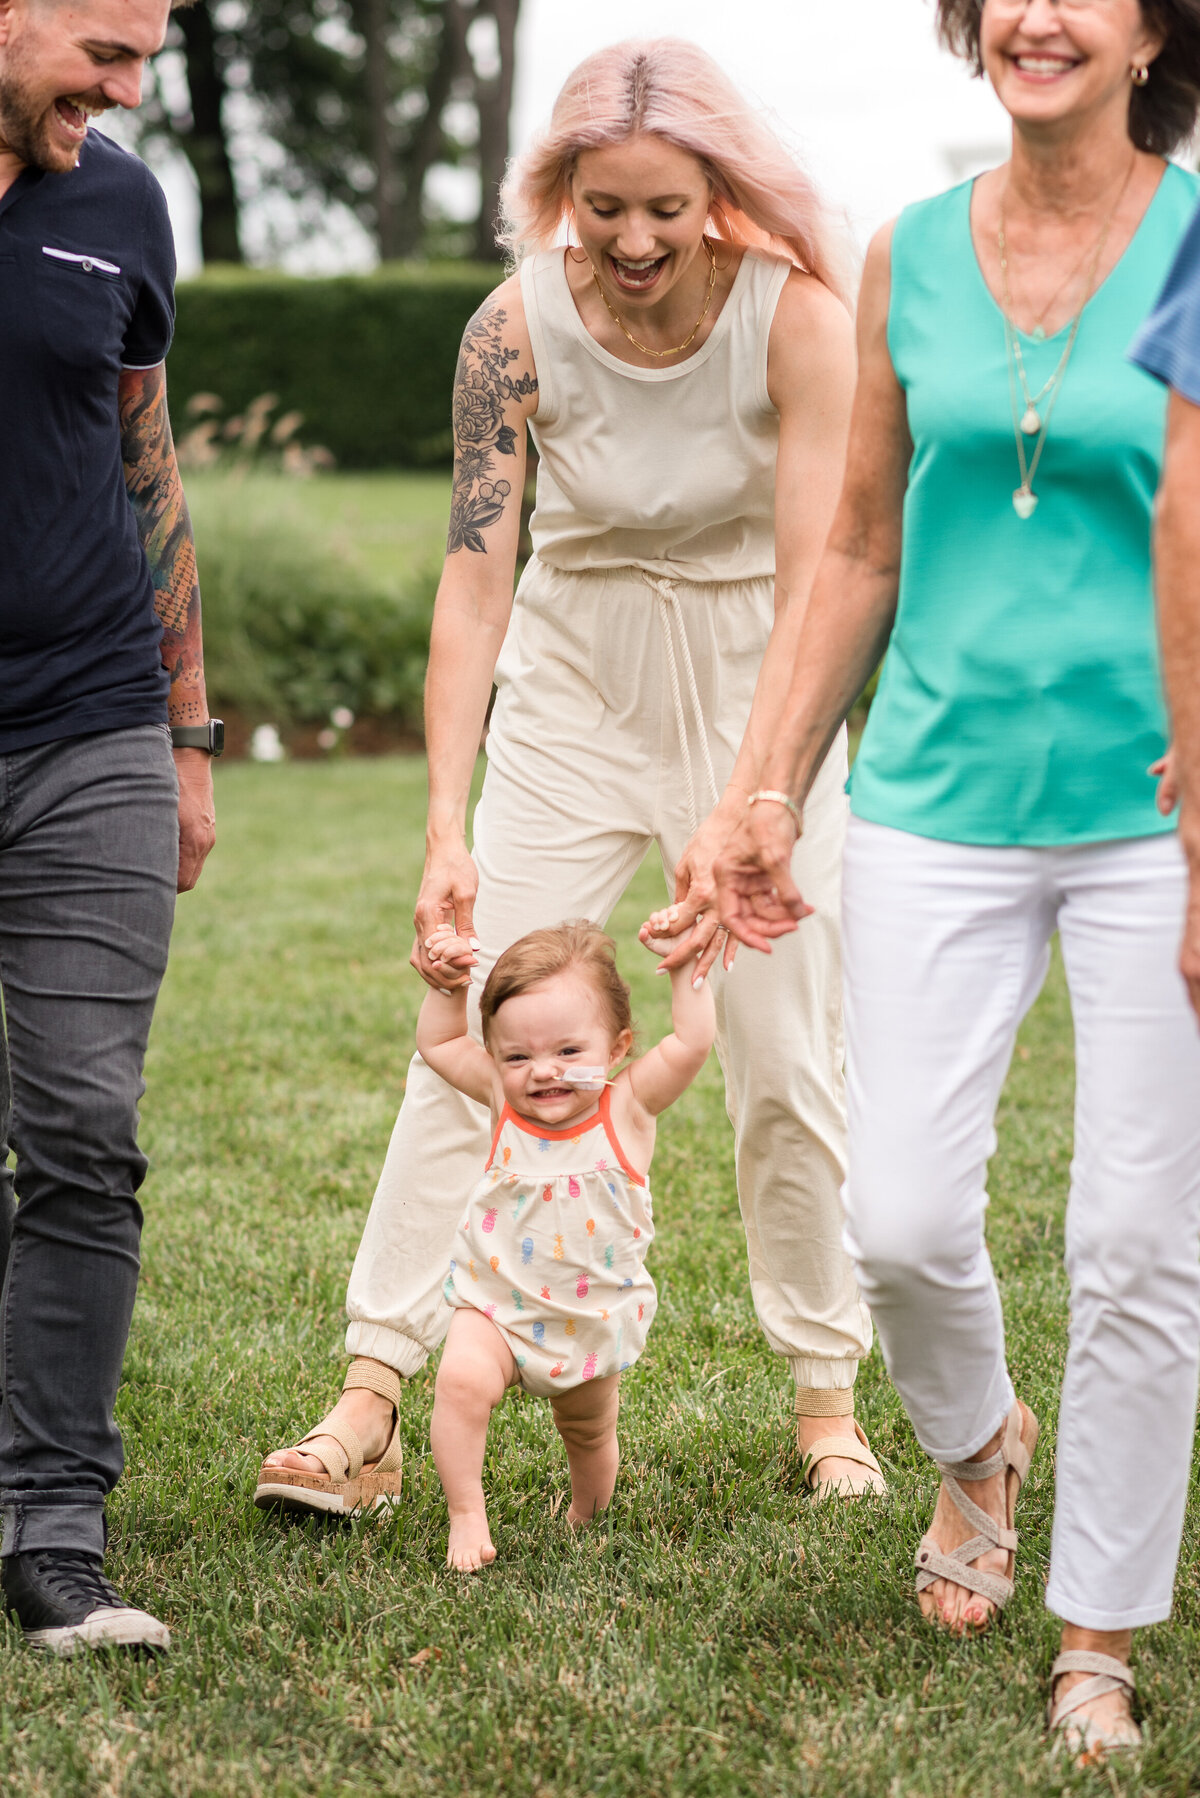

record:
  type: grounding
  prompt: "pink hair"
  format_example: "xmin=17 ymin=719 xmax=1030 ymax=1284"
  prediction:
xmin=499 ymin=37 xmax=853 ymax=307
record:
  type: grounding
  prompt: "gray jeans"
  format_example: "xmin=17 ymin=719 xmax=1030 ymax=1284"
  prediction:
xmin=0 ymin=727 xmax=178 ymax=1557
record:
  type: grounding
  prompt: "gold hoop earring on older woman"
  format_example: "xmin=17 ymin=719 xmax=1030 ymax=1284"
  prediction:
xmin=1132 ymin=64 xmax=1151 ymax=86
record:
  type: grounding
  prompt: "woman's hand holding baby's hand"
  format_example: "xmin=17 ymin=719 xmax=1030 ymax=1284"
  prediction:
xmin=419 ymin=924 xmax=478 ymax=996
xmin=411 ymin=840 xmax=480 ymax=993
xmin=639 ymin=906 xmax=731 ymax=988
xmin=638 ymin=812 xmax=740 ymax=984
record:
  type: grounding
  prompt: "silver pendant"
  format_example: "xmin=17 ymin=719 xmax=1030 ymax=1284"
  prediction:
xmin=1031 ymin=325 xmax=1047 ymax=344
xmin=1013 ymin=486 xmax=1038 ymax=520
xmin=1020 ymin=404 xmax=1041 ymax=436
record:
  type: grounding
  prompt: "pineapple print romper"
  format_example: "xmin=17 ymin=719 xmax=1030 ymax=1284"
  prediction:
xmin=444 ymin=1086 xmax=655 ymax=1395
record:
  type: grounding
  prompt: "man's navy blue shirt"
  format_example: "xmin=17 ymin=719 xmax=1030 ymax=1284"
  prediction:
xmin=0 ymin=130 xmax=175 ymax=752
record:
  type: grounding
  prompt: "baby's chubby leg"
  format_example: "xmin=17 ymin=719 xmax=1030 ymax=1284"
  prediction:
xmin=550 ymin=1375 xmax=621 ymax=1527
xmin=431 ymin=1308 xmax=517 ymax=1571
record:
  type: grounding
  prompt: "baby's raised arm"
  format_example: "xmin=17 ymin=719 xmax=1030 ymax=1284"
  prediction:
xmin=621 ymin=935 xmax=717 ymax=1117
xmin=414 ymin=932 xmax=498 ymax=1108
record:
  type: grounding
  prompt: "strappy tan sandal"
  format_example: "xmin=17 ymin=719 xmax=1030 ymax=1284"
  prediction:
xmin=914 ymin=1400 xmax=1038 ymax=1624
xmin=1048 ymin=1651 xmax=1141 ymax=1761
xmin=253 ymin=1358 xmax=403 ymax=1517
xmin=802 ymin=1422 xmax=888 ymax=1500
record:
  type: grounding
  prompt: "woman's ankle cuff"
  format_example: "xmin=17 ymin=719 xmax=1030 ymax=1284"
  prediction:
xmin=794 ymin=1386 xmax=855 ymax=1419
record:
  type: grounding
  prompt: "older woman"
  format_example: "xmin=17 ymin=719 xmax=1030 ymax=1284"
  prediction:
xmin=711 ymin=0 xmax=1200 ymax=1760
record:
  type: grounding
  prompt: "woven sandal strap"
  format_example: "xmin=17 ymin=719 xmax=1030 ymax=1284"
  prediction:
xmin=939 ymin=1403 xmax=1034 ymax=1487
xmin=1002 ymin=1405 xmax=1033 ymax=1483
xmin=296 ymin=1417 xmax=363 ymax=1483
xmin=803 ymin=1433 xmax=884 ymax=1481
xmin=1048 ymin=1663 xmax=1135 ymax=1730
xmin=343 ymin=1357 xmax=403 ymax=1413
xmin=940 ymin=1474 xmax=1018 ymax=1551
xmin=913 ymin=1540 xmax=1014 ymax=1606
xmin=372 ymin=1419 xmax=404 ymax=1476
xmin=1050 ymin=1651 xmax=1135 ymax=1693
xmin=939 ymin=1449 xmax=1005 ymax=1482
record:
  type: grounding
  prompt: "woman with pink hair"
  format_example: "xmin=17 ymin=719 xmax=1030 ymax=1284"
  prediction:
xmin=255 ymin=37 xmax=883 ymax=1521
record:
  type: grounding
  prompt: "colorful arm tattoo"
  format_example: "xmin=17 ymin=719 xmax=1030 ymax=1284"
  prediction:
xmin=118 ymin=363 xmax=208 ymax=726
xmin=447 ymin=302 xmax=537 ymax=556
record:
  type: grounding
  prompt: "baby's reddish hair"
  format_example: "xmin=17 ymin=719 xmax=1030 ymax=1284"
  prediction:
xmin=480 ymin=921 xmax=633 ymax=1046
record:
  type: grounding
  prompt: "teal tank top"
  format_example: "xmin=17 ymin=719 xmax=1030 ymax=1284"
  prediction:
xmin=850 ymin=162 xmax=1200 ymax=847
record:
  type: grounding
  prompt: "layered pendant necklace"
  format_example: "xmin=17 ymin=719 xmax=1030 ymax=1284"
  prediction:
xmin=997 ymin=159 xmax=1134 ymax=520
xmin=590 ymin=237 xmax=718 ymax=359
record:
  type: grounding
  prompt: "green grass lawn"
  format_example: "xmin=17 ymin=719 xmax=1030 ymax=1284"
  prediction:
xmin=3 ymin=759 xmax=1199 ymax=1796
xmin=186 ymin=468 xmax=453 ymax=589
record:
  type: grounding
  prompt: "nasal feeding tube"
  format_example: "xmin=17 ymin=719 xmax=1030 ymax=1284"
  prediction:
xmin=557 ymin=1064 xmax=607 ymax=1092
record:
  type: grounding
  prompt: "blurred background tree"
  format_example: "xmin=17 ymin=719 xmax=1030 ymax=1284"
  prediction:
xmin=133 ymin=0 xmax=521 ymax=266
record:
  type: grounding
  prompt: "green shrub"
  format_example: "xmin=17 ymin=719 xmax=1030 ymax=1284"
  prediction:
xmin=189 ymin=475 xmax=437 ymax=731
xmin=168 ymin=263 xmax=500 ymax=471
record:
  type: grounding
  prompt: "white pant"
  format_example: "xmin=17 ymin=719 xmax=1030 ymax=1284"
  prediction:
xmin=841 ymin=819 xmax=1200 ymax=1629
xmin=345 ymin=563 xmax=872 ymax=1391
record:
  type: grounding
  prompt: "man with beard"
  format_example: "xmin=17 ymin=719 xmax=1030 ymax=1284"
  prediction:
xmin=0 ymin=0 xmax=217 ymax=1655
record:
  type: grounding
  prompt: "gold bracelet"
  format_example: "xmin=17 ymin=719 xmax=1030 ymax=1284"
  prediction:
xmin=747 ymin=789 xmax=803 ymax=837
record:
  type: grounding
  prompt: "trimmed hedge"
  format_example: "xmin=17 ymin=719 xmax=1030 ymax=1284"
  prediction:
xmin=188 ymin=474 xmax=438 ymax=736
xmin=168 ymin=263 xmax=501 ymax=470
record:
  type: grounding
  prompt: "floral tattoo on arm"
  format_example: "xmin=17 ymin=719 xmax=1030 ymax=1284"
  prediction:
xmin=119 ymin=365 xmax=208 ymax=726
xmin=448 ymin=302 xmax=537 ymax=555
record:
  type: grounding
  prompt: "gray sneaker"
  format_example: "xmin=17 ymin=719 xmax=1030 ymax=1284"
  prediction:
xmin=2 ymin=1549 xmax=170 ymax=1656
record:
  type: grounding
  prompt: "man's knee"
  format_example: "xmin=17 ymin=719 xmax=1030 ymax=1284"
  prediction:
xmin=11 ymin=1082 xmax=147 ymax=1209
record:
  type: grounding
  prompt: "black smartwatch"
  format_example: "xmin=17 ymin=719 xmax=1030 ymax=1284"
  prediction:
xmin=170 ymin=719 xmax=225 ymax=756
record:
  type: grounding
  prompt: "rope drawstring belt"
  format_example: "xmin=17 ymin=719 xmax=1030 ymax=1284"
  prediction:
xmin=641 ymin=571 xmax=720 ymax=837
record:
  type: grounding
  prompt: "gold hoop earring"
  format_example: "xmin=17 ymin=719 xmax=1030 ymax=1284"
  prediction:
xmin=1132 ymin=64 xmax=1150 ymax=86
xmin=564 ymin=210 xmax=587 ymax=263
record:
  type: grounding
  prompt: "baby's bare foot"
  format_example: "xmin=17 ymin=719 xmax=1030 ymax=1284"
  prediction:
xmin=446 ymin=1511 xmax=496 ymax=1572
xmin=565 ymin=1500 xmax=607 ymax=1529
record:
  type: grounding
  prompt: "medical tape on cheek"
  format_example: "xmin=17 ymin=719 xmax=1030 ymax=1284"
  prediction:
xmin=560 ymin=1066 xmax=607 ymax=1092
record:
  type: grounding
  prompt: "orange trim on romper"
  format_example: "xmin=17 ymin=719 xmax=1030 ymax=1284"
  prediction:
xmin=487 ymin=1109 xmax=508 ymax=1167
xmin=489 ymin=1094 xmax=646 ymax=1186
xmin=497 ymin=1100 xmax=606 ymax=1143
xmin=599 ymin=1085 xmax=646 ymax=1188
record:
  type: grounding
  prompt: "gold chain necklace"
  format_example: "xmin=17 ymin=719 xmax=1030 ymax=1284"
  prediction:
xmin=997 ymin=162 xmax=1133 ymax=520
xmin=589 ymin=237 xmax=717 ymax=359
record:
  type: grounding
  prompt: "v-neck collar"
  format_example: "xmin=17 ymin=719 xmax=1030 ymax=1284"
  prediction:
xmin=965 ymin=162 xmax=1172 ymax=348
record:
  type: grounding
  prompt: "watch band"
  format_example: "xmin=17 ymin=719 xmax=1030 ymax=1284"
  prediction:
xmin=170 ymin=719 xmax=225 ymax=756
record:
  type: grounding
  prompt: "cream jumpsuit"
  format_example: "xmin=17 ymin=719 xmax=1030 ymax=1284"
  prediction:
xmin=346 ymin=246 xmax=872 ymax=1395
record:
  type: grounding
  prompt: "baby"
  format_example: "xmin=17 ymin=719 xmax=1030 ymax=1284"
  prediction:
xmin=416 ymin=918 xmax=715 ymax=1571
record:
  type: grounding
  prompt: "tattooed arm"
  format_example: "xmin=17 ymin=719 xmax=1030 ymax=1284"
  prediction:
xmin=119 ymin=363 xmax=216 ymax=893
xmin=412 ymin=278 xmax=539 ymax=993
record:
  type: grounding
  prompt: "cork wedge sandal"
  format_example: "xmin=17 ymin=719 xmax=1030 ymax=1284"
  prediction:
xmin=1048 ymin=1651 xmax=1141 ymax=1763
xmin=253 ymin=1358 xmax=403 ymax=1517
xmin=803 ymin=1422 xmax=888 ymax=1500
xmin=914 ymin=1400 xmax=1038 ymax=1627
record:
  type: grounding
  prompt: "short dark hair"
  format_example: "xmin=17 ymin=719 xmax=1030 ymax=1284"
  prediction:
xmin=935 ymin=0 xmax=1200 ymax=155
xmin=480 ymin=921 xmax=634 ymax=1047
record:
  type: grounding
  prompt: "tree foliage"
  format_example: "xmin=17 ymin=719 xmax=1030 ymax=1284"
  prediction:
xmin=136 ymin=0 xmax=519 ymax=265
